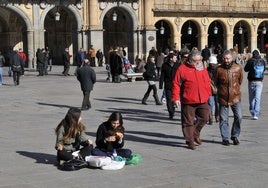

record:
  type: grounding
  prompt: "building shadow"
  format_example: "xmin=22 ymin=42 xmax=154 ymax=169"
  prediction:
xmin=16 ymin=151 xmax=57 ymax=165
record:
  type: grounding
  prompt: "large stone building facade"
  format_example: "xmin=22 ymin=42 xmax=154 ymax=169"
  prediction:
xmin=0 ymin=0 xmax=268 ymax=68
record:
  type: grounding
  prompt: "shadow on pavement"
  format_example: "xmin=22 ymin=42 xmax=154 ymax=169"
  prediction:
xmin=16 ymin=151 xmax=57 ymax=165
xmin=37 ymin=102 xmax=78 ymax=109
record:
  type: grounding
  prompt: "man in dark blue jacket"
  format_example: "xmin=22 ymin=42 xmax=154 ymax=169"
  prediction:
xmin=77 ymin=59 xmax=96 ymax=110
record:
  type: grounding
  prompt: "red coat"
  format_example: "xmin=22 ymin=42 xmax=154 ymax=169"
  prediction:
xmin=172 ymin=63 xmax=211 ymax=104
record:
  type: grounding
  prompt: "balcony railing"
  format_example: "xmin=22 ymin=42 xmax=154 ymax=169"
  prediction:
xmin=153 ymin=1 xmax=268 ymax=14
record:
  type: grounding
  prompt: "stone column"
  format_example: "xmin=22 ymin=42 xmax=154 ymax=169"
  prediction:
xmin=226 ymin=33 xmax=234 ymax=51
xmin=173 ymin=34 xmax=181 ymax=51
xmin=250 ymin=33 xmax=257 ymax=51
xmin=200 ymin=33 xmax=208 ymax=50
xmin=143 ymin=0 xmax=156 ymax=55
xmin=27 ymin=30 xmax=34 ymax=69
xmin=144 ymin=29 xmax=157 ymax=57
xmin=89 ymin=0 xmax=98 ymax=30
xmin=144 ymin=0 xmax=154 ymax=29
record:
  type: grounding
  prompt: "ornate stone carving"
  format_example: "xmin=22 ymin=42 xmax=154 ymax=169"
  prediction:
xmin=132 ymin=2 xmax=139 ymax=10
xmin=174 ymin=17 xmax=182 ymax=32
xmin=99 ymin=2 xmax=107 ymax=10
xmin=201 ymin=17 xmax=209 ymax=31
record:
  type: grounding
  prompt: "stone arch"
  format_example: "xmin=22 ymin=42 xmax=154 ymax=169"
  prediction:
xmin=100 ymin=3 xmax=138 ymax=31
xmin=5 ymin=5 xmax=32 ymax=30
xmin=208 ymin=19 xmax=227 ymax=53
xmin=40 ymin=5 xmax=83 ymax=65
xmin=155 ymin=19 xmax=174 ymax=51
xmin=40 ymin=5 xmax=83 ymax=31
xmin=100 ymin=3 xmax=138 ymax=63
xmin=233 ymin=20 xmax=251 ymax=53
xmin=181 ymin=19 xmax=200 ymax=50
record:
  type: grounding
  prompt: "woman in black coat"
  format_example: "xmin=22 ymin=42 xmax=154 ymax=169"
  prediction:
xmin=91 ymin=112 xmax=132 ymax=158
xmin=142 ymin=55 xmax=162 ymax=105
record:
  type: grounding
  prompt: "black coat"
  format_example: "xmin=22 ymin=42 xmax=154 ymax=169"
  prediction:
xmin=159 ymin=61 xmax=180 ymax=90
xmin=109 ymin=52 xmax=122 ymax=75
xmin=143 ymin=61 xmax=156 ymax=81
xmin=77 ymin=64 xmax=96 ymax=91
xmin=10 ymin=52 xmax=24 ymax=71
xmin=95 ymin=121 xmax=125 ymax=152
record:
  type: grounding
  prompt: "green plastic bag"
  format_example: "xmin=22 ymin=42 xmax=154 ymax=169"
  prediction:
xmin=125 ymin=154 xmax=142 ymax=166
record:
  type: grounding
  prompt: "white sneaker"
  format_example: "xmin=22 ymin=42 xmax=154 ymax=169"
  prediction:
xmin=253 ymin=116 xmax=258 ymax=120
xmin=161 ymin=98 xmax=166 ymax=104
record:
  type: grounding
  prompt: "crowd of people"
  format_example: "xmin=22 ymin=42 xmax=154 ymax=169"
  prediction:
xmin=0 ymin=43 xmax=266 ymax=161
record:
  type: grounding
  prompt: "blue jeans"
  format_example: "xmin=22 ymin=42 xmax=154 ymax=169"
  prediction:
xmin=248 ymin=81 xmax=263 ymax=117
xmin=91 ymin=148 xmax=132 ymax=158
xmin=219 ymin=102 xmax=242 ymax=141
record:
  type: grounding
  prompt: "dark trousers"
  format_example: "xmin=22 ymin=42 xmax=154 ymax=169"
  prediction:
xmin=181 ymin=103 xmax=210 ymax=144
xmin=57 ymin=145 xmax=93 ymax=161
xmin=82 ymin=91 xmax=91 ymax=109
xmin=63 ymin=62 xmax=70 ymax=75
xmin=13 ymin=71 xmax=21 ymax=85
xmin=91 ymin=148 xmax=132 ymax=158
xmin=145 ymin=84 xmax=158 ymax=97
xmin=165 ymin=89 xmax=175 ymax=117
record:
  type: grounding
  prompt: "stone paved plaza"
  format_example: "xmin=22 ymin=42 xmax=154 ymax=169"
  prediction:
xmin=0 ymin=66 xmax=268 ymax=188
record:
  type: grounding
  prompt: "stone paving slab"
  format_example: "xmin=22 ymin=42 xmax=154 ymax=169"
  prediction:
xmin=0 ymin=66 xmax=268 ymax=188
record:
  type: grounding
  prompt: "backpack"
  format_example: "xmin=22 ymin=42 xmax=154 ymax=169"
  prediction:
xmin=253 ymin=59 xmax=265 ymax=79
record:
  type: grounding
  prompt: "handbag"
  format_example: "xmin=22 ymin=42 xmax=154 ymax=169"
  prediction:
xmin=58 ymin=159 xmax=88 ymax=171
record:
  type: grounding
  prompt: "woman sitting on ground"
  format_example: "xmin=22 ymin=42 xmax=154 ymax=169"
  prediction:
xmin=55 ymin=107 xmax=93 ymax=162
xmin=91 ymin=112 xmax=132 ymax=158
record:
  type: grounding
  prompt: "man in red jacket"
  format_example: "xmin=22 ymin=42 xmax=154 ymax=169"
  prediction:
xmin=172 ymin=50 xmax=211 ymax=150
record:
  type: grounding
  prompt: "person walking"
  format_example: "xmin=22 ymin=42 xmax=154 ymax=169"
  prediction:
xmin=10 ymin=50 xmax=24 ymax=86
xmin=109 ymin=48 xmax=123 ymax=83
xmin=88 ymin=45 xmax=96 ymax=67
xmin=156 ymin=52 xmax=165 ymax=77
xmin=172 ymin=50 xmax=211 ymax=150
xmin=96 ymin=49 xmax=104 ymax=67
xmin=201 ymin=45 xmax=211 ymax=67
xmin=159 ymin=53 xmax=180 ymax=119
xmin=207 ymin=55 xmax=219 ymax=124
xmin=215 ymin=50 xmax=243 ymax=146
xmin=75 ymin=48 xmax=86 ymax=68
xmin=18 ymin=48 xmax=26 ymax=75
xmin=62 ymin=48 xmax=72 ymax=76
xmin=76 ymin=59 xmax=96 ymax=111
xmin=142 ymin=55 xmax=162 ymax=105
xmin=244 ymin=49 xmax=266 ymax=120
xmin=55 ymin=107 xmax=93 ymax=162
xmin=0 ymin=51 xmax=6 ymax=86
xmin=36 ymin=48 xmax=46 ymax=76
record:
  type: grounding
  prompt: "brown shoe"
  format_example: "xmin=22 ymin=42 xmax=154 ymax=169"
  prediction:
xmin=194 ymin=137 xmax=202 ymax=145
xmin=186 ymin=141 xmax=196 ymax=150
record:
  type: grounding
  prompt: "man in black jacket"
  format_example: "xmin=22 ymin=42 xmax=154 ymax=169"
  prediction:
xmin=10 ymin=50 xmax=24 ymax=86
xmin=76 ymin=59 xmax=96 ymax=110
xmin=159 ymin=53 xmax=180 ymax=119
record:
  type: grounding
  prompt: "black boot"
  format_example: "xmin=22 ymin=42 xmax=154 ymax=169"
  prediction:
xmin=153 ymin=95 xmax=162 ymax=105
xmin=142 ymin=93 xmax=149 ymax=105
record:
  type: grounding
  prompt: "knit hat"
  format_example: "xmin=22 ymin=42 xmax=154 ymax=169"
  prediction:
xmin=209 ymin=56 xmax=218 ymax=64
